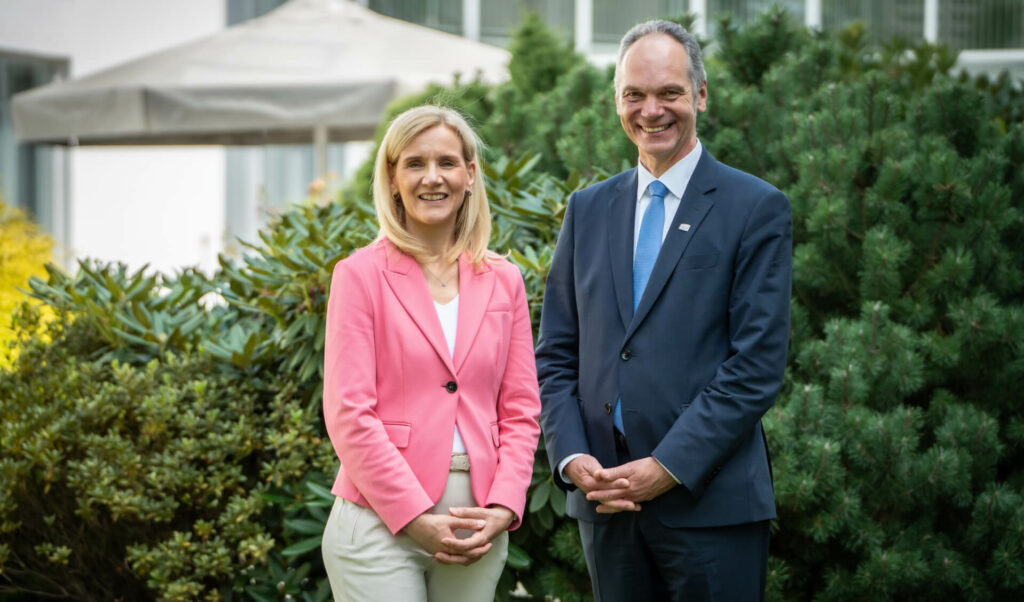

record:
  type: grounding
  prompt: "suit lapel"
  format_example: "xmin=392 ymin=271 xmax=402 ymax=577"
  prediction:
xmin=626 ymin=152 xmax=718 ymax=340
xmin=608 ymin=169 xmax=639 ymax=330
xmin=452 ymin=255 xmax=494 ymax=374
xmin=380 ymin=243 xmax=456 ymax=375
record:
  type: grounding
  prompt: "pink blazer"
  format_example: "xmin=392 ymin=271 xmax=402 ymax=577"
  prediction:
xmin=323 ymin=239 xmax=541 ymax=535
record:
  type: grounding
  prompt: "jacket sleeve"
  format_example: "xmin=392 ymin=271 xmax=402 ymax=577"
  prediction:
xmin=535 ymin=194 xmax=591 ymax=490
xmin=322 ymin=259 xmax=434 ymax=534
xmin=483 ymin=267 xmax=542 ymax=530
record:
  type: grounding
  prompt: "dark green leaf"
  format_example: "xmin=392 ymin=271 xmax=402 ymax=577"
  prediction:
xmin=281 ymin=536 xmax=323 ymax=557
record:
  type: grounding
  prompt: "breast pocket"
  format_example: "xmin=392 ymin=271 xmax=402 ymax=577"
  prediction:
xmin=678 ymin=253 xmax=719 ymax=271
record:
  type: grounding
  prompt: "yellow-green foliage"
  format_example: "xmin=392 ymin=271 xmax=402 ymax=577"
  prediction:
xmin=0 ymin=197 xmax=54 ymax=368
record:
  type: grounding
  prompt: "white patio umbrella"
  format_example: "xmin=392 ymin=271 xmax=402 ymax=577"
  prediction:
xmin=11 ymin=0 xmax=509 ymax=173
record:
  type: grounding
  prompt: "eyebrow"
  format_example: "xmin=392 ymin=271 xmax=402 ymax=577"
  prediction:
xmin=401 ymin=152 xmax=462 ymax=163
xmin=621 ymin=84 xmax=687 ymax=94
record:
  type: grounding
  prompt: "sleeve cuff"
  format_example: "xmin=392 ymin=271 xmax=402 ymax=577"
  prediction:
xmin=652 ymin=455 xmax=681 ymax=485
xmin=557 ymin=453 xmax=585 ymax=485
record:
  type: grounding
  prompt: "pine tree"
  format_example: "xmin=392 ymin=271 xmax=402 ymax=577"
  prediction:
xmin=701 ymin=10 xmax=1024 ymax=601
xmin=507 ymin=11 xmax=579 ymax=96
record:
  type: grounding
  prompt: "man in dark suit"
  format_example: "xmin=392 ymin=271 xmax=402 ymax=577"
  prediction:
xmin=535 ymin=19 xmax=792 ymax=601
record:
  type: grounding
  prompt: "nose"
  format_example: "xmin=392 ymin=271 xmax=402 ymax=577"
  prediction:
xmin=640 ymin=96 xmax=663 ymax=120
xmin=425 ymin=162 xmax=443 ymax=183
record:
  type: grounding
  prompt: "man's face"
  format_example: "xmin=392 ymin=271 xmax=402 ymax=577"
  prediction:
xmin=616 ymin=33 xmax=707 ymax=176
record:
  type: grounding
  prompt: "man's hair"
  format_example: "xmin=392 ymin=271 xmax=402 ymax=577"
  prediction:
xmin=614 ymin=20 xmax=706 ymax=97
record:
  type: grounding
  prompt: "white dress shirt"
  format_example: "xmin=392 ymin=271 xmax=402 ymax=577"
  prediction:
xmin=633 ymin=140 xmax=703 ymax=256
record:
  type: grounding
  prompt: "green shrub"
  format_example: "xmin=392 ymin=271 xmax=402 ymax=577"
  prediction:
xmin=0 ymin=268 xmax=338 ymax=601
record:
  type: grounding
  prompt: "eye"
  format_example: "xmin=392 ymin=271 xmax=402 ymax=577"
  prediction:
xmin=405 ymin=159 xmax=423 ymax=168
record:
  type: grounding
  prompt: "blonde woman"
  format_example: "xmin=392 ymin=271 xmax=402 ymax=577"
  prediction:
xmin=321 ymin=105 xmax=541 ymax=601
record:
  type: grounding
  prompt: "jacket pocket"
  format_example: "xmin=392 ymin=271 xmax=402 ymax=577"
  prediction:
xmin=490 ymin=422 xmax=501 ymax=448
xmin=679 ymin=252 xmax=719 ymax=270
xmin=383 ymin=421 xmax=411 ymax=448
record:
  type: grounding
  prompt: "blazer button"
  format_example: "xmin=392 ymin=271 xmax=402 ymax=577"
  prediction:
xmin=620 ymin=349 xmax=632 ymax=361
xmin=444 ymin=381 xmax=458 ymax=394
xmin=604 ymin=402 xmax=613 ymax=414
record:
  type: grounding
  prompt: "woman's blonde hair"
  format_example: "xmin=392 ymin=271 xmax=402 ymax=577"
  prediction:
xmin=372 ymin=105 xmax=491 ymax=265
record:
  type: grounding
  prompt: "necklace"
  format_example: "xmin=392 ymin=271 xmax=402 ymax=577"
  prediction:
xmin=422 ymin=262 xmax=456 ymax=287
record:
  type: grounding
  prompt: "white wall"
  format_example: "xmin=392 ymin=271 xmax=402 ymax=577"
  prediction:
xmin=1 ymin=0 xmax=227 ymax=274
xmin=73 ymin=148 xmax=225 ymax=275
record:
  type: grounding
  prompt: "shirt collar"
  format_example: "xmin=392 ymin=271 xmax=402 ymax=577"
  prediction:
xmin=636 ymin=139 xmax=703 ymax=201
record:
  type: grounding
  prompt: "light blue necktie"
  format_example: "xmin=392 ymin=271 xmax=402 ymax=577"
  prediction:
xmin=614 ymin=179 xmax=669 ymax=433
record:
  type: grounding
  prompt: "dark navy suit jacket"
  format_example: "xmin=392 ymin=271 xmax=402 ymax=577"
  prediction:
xmin=536 ymin=150 xmax=792 ymax=527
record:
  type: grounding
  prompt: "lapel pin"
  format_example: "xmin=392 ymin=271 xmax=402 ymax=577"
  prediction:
xmin=679 ymin=223 xmax=691 ymax=231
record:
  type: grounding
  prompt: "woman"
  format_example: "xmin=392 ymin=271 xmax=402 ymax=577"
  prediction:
xmin=321 ymin=105 xmax=541 ymax=601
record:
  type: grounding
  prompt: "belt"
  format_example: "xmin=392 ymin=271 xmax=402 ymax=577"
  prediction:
xmin=449 ymin=453 xmax=470 ymax=472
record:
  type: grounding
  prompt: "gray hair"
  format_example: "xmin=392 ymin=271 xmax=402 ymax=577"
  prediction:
xmin=614 ymin=20 xmax=706 ymax=97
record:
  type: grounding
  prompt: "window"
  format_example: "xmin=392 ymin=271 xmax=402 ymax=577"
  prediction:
xmin=371 ymin=0 xmax=463 ymax=35
xmin=822 ymin=0 xmax=924 ymax=44
xmin=481 ymin=0 xmax=574 ymax=46
xmin=939 ymin=0 xmax=1024 ymax=50
xmin=0 ymin=51 xmax=67 ymax=239
xmin=594 ymin=0 xmax=684 ymax=45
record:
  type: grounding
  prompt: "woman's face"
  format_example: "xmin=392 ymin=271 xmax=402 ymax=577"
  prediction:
xmin=389 ymin=125 xmax=476 ymax=239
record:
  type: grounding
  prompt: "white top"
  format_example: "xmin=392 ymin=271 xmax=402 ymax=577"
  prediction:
xmin=633 ymin=140 xmax=704 ymax=256
xmin=434 ymin=295 xmax=466 ymax=454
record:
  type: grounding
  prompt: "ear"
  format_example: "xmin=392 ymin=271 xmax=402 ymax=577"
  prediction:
xmin=613 ymin=83 xmax=626 ymax=115
xmin=466 ymin=160 xmax=477 ymax=189
xmin=696 ymin=82 xmax=708 ymax=113
xmin=387 ymin=166 xmax=398 ymax=196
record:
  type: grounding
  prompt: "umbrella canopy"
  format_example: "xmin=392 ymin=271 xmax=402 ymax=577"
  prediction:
xmin=11 ymin=0 xmax=509 ymax=146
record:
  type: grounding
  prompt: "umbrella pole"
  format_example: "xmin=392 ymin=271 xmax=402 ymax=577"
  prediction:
xmin=313 ymin=124 xmax=328 ymax=178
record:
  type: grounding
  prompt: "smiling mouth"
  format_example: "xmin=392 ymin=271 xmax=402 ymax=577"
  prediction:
xmin=419 ymin=193 xmax=447 ymax=200
xmin=641 ymin=124 xmax=671 ymax=133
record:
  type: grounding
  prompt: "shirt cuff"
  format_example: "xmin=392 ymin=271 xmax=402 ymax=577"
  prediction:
xmin=652 ymin=455 xmax=681 ymax=484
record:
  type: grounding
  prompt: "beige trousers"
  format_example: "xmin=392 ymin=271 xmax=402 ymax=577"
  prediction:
xmin=322 ymin=471 xmax=509 ymax=602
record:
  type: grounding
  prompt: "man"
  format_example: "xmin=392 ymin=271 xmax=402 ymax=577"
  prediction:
xmin=535 ymin=20 xmax=792 ymax=601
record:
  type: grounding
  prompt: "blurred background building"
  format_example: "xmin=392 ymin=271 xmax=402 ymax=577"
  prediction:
xmin=1 ymin=0 xmax=1021 ymax=274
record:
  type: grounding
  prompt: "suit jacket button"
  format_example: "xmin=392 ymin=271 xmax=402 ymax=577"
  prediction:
xmin=445 ymin=381 xmax=458 ymax=393
xmin=604 ymin=402 xmax=613 ymax=414
xmin=620 ymin=349 xmax=632 ymax=361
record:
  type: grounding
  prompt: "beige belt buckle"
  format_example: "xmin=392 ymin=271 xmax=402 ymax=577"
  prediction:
xmin=449 ymin=453 xmax=470 ymax=472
